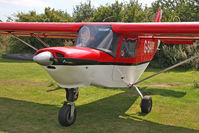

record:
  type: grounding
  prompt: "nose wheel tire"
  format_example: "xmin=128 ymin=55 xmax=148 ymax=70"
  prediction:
xmin=58 ymin=102 xmax=77 ymax=127
xmin=140 ymin=96 xmax=152 ymax=113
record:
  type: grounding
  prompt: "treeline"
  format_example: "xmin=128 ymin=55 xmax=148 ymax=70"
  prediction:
xmin=0 ymin=0 xmax=199 ymax=69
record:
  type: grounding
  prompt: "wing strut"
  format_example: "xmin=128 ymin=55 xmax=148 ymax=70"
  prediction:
xmin=8 ymin=32 xmax=38 ymax=51
xmin=129 ymin=52 xmax=199 ymax=87
xmin=33 ymin=34 xmax=49 ymax=48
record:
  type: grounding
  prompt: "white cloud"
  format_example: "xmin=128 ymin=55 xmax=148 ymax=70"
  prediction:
xmin=0 ymin=0 xmax=51 ymax=7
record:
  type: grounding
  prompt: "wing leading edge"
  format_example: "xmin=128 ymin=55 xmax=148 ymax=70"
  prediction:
xmin=0 ymin=22 xmax=84 ymax=39
xmin=0 ymin=22 xmax=199 ymax=42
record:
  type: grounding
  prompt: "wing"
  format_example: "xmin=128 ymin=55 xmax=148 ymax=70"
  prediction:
xmin=111 ymin=22 xmax=199 ymax=44
xmin=0 ymin=22 xmax=199 ymax=42
xmin=0 ymin=22 xmax=84 ymax=39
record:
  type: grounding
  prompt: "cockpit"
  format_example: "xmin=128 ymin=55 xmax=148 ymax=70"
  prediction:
xmin=76 ymin=25 xmax=120 ymax=57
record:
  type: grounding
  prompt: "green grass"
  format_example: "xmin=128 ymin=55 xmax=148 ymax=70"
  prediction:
xmin=0 ymin=57 xmax=199 ymax=133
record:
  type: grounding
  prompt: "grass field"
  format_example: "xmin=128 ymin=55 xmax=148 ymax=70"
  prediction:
xmin=0 ymin=57 xmax=199 ymax=133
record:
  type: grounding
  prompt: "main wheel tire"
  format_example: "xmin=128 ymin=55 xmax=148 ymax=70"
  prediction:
xmin=58 ymin=104 xmax=77 ymax=127
xmin=140 ymin=96 xmax=152 ymax=113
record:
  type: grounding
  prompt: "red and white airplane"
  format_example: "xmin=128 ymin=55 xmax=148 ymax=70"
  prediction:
xmin=0 ymin=9 xmax=199 ymax=126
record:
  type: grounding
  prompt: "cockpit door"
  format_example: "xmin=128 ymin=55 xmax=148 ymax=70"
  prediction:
xmin=112 ymin=36 xmax=138 ymax=84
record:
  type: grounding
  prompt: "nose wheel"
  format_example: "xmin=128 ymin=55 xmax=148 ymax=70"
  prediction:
xmin=58 ymin=88 xmax=79 ymax=127
xmin=58 ymin=102 xmax=77 ymax=126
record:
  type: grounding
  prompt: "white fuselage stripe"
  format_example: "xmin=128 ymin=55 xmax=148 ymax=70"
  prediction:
xmin=43 ymin=62 xmax=150 ymax=88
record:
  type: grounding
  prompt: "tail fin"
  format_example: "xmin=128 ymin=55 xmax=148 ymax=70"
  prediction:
xmin=155 ymin=8 xmax=162 ymax=22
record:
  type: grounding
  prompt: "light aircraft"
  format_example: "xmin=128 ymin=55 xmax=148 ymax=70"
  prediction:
xmin=0 ymin=9 xmax=199 ymax=126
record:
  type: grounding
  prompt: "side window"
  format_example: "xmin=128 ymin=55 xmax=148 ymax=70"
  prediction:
xmin=120 ymin=38 xmax=137 ymax=58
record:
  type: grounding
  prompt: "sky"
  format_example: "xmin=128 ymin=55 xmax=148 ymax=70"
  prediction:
xmin=0 ymin=0 xmax=155 ymax=22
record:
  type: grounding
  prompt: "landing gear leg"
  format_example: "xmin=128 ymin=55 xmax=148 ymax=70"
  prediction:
xmin=58 ymin=88 xmax=79 ymax=126
xmin=133 ymin=86 xmax=152 ymax=113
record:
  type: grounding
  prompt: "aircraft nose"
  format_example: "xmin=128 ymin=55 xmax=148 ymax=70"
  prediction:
xmin=33 ymin=51 xmax=54 ymax=66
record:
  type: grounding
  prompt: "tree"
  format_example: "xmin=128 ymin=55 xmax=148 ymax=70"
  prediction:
xmin=16 ymin=7 xmax=72 ymax=22
xmin=152 ymin=0 xmax=199 ymax=22
xmin=72 ymin=1 xmax=95 ymax=22
xmin=121 ymin=0 xmax=146 ymax=22
xmin=90 ymin=1 xmax=123 ymax=22
xmin=43 ymin=7 xmax=72 ymax=22
xmin=150 ymin=0 xmax=199 ymax=69
xmin=0 ymin=35 xmax=12 ymax=54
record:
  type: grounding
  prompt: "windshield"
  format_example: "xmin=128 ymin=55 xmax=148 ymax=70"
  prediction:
xmin=76 ymin=25 xmax=120 ymax=57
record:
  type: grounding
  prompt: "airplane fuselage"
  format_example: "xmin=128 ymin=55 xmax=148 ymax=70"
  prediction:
xmin=43 ymin=62 xmax=150 ymax=88
xmin=33 ymin=25 xmax=159 ymax=89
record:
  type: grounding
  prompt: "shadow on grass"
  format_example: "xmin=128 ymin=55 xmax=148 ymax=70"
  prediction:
xmin=140 ymin=87 xmax=186 ymax=98
xmin=145 ymin=67 xmax=192 ymax=73
xmin=104 ymin=86 xmax=186 ymax=98
xmin=0 ymin=91 xmax=197 ymax=133
xmin=0 ymin=58 xmax=33 ymax=63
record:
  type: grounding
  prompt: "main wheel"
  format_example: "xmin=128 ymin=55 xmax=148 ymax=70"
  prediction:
xmin=140 ymin=96 xmax=152 ymax=113
xmin=58 ymin=104 xmax=77 ymax=126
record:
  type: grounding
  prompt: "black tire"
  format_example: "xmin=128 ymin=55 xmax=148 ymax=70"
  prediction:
xmin=140 ymin=96 xmax=152 ymax=113
xmin=58 ymin=104 xmax=77 ymax=127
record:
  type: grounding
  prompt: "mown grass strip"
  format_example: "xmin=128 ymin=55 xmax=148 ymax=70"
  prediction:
xmin=0 ymin=58 xmax=199 ymax=133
